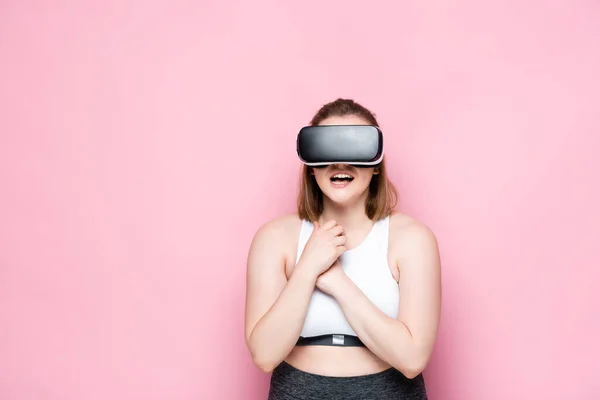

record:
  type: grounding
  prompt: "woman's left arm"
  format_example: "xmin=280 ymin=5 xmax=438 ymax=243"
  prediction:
xmin=326 ymin=221 xmax=442 ymax=379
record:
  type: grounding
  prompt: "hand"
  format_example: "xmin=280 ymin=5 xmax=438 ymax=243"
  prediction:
xmin=296 ymin=219 xmax=346 ymax=279
xmin=316 ymin=260 xmax=347 ymax=296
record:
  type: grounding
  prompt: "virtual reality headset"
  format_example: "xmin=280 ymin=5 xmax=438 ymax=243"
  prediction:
xmin=296 ymin=125 xmax=384 ymax=168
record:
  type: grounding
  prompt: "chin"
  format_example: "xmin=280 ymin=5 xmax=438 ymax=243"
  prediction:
xmin=322 ymin=188 xmax=365 ymax=206
xmin=316 ymin=174 xmax=370 ymax=206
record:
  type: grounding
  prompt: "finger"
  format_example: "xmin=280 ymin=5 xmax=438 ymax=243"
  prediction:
xmin=330 ymin=224 xmax=345 ymax=237
xmin=333 ymin=235 xmax=346 ymax=246
xmin=320 ymin=219 xmax=338 ymax=230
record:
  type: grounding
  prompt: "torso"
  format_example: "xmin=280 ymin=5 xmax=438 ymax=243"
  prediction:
xmin=278 ymin=211 xmax=410 ymax=377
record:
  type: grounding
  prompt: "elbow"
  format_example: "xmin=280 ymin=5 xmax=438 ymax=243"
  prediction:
xmin=246 ymin=332 xmax=278 ymax=374
xmin=400 ymin=364 xmax=425 ymax=380
xmin=247 ymin=340 xmax=278 ymax=373
xmin=393 ymin=351 xmax=430 ymax=380
xmin=250 ymin=352 xmax=278 ymax=373
xmin=258 ymin=363 xmax=276 ymax=374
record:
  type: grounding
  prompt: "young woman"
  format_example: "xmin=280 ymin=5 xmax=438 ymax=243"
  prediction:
xmin=245 ymin=98 xmax=442 ymax=399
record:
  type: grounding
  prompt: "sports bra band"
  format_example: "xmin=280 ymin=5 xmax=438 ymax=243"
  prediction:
xmin=296 ymin=334 xmax=365 ymax=347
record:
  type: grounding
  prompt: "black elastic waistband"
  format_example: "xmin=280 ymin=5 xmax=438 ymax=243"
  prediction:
xmin=296 ymin=334 xmax=365 ymax=347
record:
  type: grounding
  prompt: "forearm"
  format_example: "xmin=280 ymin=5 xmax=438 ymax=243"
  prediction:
xmin=248 ymin=266 xmax=316 ymax=372
xmin=332 ymin=279 xmax=430 ymax=378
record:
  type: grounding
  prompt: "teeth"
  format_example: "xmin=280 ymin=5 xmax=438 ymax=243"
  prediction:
xmin=332 ymin=173 xmax=352 ymax=179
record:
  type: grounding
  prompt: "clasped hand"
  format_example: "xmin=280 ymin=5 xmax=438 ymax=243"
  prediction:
xmin=316 ymin=259 xmax=346 ymax=295
xmin=296 ymin=219 xmax=349 ymax=296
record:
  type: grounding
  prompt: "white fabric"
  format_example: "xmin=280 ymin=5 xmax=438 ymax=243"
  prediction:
xmin=296 ymin=216 xmax=400 ymax=337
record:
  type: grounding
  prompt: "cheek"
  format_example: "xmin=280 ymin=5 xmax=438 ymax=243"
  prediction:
xmin=311 ymin=172 xmax=328 ymax=187
xmin=313 ymin=170 xmax=328 ymax=181
xmin=356 ymin=171 xmax=374 ymax=184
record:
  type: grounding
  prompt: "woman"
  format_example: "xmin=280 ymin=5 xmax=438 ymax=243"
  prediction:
xmin=245 ymin=98 xmax=442 ymax=399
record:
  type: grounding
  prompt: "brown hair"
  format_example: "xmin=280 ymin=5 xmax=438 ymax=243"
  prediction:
xmin=297 ymin=98 xmax=398 ymax=221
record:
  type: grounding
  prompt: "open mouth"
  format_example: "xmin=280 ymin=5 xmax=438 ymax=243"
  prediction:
xmin=330 ymin=173 xmax=355 ymax=183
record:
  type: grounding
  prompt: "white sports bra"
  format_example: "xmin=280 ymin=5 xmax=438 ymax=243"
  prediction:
xmin=296 ymin=216 xmax=400 ymax=338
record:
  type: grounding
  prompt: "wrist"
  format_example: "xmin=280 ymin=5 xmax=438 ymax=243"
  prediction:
xmin=329 ymin=274 xmax=353 ymax=299
xmin=292 ymin=262 xmax=319 ymax=284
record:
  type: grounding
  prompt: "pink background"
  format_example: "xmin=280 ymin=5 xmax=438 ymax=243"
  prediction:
xmin=1 ymin=1 xmax=599 ymax=399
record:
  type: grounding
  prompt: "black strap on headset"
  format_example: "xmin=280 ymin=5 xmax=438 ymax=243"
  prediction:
xmin=296 ymin=334 xmax=365 ymax=347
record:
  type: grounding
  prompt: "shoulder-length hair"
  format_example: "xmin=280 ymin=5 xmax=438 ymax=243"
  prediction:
xmin=297 ymin=98 xmax=398 ymax=222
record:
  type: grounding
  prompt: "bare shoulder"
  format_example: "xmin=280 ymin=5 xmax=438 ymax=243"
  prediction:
xmin=248 ymin=213 xmax=303 ymax=258
xmin=251 ymin=213 xmax=303 ymax=242
xmin=388 ymin=211 xmax=440 ymax=261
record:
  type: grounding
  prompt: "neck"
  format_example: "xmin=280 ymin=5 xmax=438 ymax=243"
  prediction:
xmin=320 ymin=196 xmax=372 ymax=231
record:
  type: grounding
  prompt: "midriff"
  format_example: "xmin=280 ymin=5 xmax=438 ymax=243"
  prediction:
xmin=284 ymin=344 xmax=392 ymax=377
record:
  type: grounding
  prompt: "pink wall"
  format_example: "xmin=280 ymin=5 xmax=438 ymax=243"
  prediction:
xmin=1 ymin=1 xmax=599 ymax=399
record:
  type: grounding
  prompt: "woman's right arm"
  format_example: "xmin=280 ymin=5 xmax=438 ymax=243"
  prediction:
xmin=244 ymin=218 xmax=318 ymax=373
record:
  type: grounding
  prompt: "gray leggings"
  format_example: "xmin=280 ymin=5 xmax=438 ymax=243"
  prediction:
xmin=268 ymin=361 xmax=428 ymax=400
